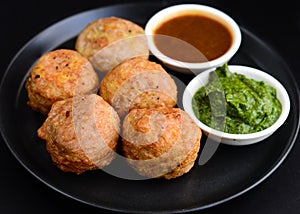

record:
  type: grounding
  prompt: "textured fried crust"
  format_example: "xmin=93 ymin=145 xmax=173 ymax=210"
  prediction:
xmin=25 ymin=49 xmax=99 ymax=115
xmin=75 ymin=16 xmax=149 ymax=72
xmin=122 ymin=107 xmax=201 ymax=179
xmin=99 ymin=57 xmax=177 ymax=117
xmin=37 ymin=94 xmax=120 ymax=174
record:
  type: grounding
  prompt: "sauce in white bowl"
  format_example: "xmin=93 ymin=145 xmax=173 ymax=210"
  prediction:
xmin=183 ymin=64 xmax=290 ymax=145
xmin=145 ymin=4 xmax=242 ymax=74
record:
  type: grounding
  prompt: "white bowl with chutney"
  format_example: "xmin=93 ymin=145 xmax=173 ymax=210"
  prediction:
xmin=145 ymin=4 xmax=242 ymax=74
xmin=182 ymin=64 xmax=290 ymax=145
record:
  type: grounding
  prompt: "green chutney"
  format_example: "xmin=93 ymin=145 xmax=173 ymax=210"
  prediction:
xmin=192 ymin=63 xmax=282 ymax=134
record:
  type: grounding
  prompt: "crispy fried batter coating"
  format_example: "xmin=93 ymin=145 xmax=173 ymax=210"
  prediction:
xmin=25 ymin=49 xmax=99 ymax=115
xmin=75 ymin=16 xmax=149 ymax=72
xmin=122 ymin=107 xmax=201 ymax=179
xmin=37 ymin=94 xmax=120 ymax=174
xmin=99 ymin=57 xmax=177 ymax=117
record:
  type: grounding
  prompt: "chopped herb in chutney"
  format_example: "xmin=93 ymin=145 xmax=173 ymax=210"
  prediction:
xmin=192 ymin=63 xmax=282 ymax=134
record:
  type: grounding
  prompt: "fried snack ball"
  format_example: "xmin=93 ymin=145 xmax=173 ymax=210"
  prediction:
xmin=37 ymin=94 xmax=120 ymax=174
xmin=122 ymin=107 xmax=202 ymax=179
xmin=25 ymin=49 xmax=99 ymax=115
xmin=75 ymin=16 xmax=149 ymax=72
xmin=99 ymin=57 xmax=177 ymax=117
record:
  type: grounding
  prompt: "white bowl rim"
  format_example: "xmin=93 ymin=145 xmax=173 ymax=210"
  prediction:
xmin=182 ymin=65 xmax=291 ymax=142
xmin=144 ymin=4 xmax=242 ymax=70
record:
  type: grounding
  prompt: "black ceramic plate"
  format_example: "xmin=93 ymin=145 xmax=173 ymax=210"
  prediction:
xmin=0 ymin=2 xmax=299 ymax=213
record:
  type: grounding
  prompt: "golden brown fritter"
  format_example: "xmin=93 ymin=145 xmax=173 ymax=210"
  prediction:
xmin=37 ymin=94 xmax=120 ymax=174
xmin=75 ymin=16 xmax=149 ymax=72
xmin=99 ymin=57 xmax=177 ymax=117
xmin=25 ymin=49 xmax=99 ymax=115
xmin=122 ymin=107 xmax=201 ymax=179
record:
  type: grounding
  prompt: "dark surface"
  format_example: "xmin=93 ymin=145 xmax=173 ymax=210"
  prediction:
xmin=1 ymin=0 xmax=300 ymax=213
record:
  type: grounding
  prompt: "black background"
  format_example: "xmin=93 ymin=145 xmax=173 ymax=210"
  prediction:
xmin=1 ymin=0 xmax=300 ymax=213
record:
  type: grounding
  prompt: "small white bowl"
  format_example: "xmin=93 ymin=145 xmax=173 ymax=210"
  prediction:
xmin=182 ymin=65 xmax=290 ymax=145
xmin=145 ymin=4 xmax=242 ymax=74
